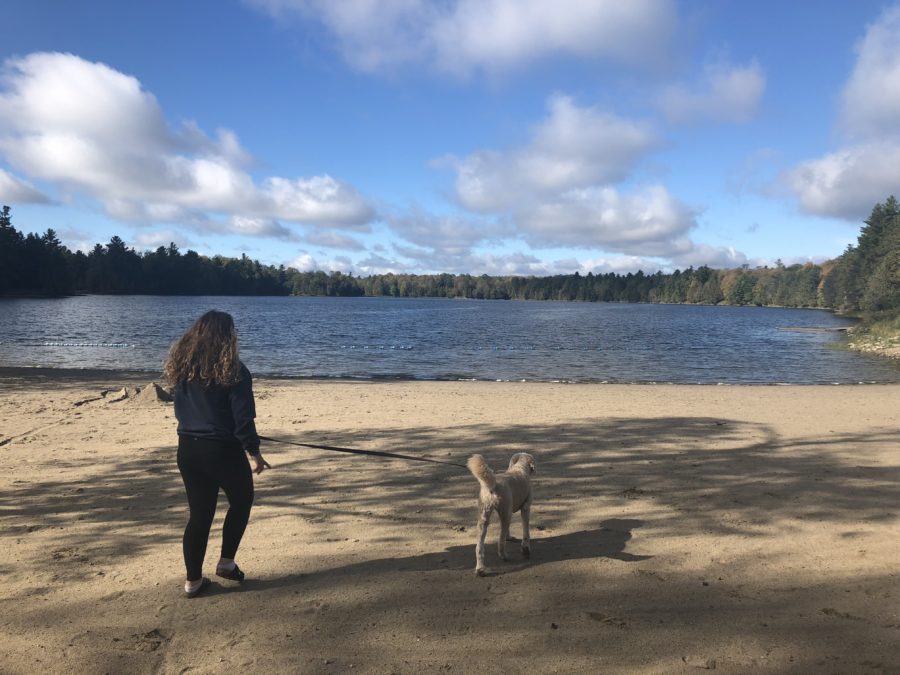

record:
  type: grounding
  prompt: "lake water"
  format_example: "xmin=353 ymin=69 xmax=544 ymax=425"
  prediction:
xmin=1 ymin=295 xmax=898 ymax=384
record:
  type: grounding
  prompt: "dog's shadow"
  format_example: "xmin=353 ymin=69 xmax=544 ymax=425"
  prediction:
xmin=247 ymin=519 xmax=649 ymax=591
xmin=468 ymin=518 xmax=650 ymax=576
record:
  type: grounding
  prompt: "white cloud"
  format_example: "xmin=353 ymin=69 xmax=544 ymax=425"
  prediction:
xmin=0 ymin=168 xmax=51 ymax=203
xmin=288 ymin=253 xmax=319 ymax=271
xmin=388 ymin=207 xmax=513 ymax=255
xmin=103 ymin=200 xmax=211 ymax=229
xmin=787 ymin=7 xmax=900 ymax=221
xmin=786 ymin=142 xmax=900 ymax=220
xmin=659 ymin=59 xmax=765 ymax=124
xmin=463 ymin=251 xmax=554 ymax=276
xmin=351 ymin=252 xmax=406 ymax=275
xmin=288 ymin=251 xmax=355 ymax=273
xmin=840 ymin=5 xmax=900 ymax=138
xmin=228 ymin=215 xmax=295 ymax=239
xmin=132 ymin=230 xmax=197 ymax=251
xmin=429 ymin=0 xmax=677 ymax=76
xmin=669 ymin=243 xmax=748 ymax=270
xmin=451 ymin=94 xmax=657 ymax=212
xmin=438 ymin=251 xmax=586 ymax=276
xmin=579 ymin=255 xmax=665 ymax=275
xmin=458 ymin=252 xmax=669 ymax=276
xmin=516 ymin=185 xmax=697 ymax=256
xmin=304 ymin=230 xmax=366 ymax=250
xmin=261 ymin=175 xmax=374 ymax=227
xmin=55 ymin=226 xmax=104 ymax=253
xmin=438 ymin=92 xmax=750 ymax=265
xmin=287 ymin=243 xmax=752 ymax=277
xmin=384 ymin=248 xmax=689 ymax=276
xmin=0 ymin=52 xmax=374 ymax=232
xmin=248 ymin=0 xmax=678 ymax=76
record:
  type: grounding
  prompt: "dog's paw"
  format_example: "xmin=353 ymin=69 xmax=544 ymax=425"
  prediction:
xmin=476 ymin=568 xmax=487 ymax=577
xmin=522 ymin=545 xmax=531 ymax=558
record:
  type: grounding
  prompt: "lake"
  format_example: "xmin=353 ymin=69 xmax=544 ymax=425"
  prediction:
xmin=0 ymin=295 xmax=898 ymax=384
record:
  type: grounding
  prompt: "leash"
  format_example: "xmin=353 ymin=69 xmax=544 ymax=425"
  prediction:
xmin=259 ymin=435 xmax=468 ymax=469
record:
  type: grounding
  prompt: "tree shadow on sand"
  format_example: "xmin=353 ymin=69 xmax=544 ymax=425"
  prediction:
xmin=4 ymin=414 xmax=899 ymax=673
xmin=3 ymin=415 xmax=897 ymax=580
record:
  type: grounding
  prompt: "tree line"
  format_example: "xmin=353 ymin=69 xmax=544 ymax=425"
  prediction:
xmin=1 ymin=197 xmax=897 ymax=314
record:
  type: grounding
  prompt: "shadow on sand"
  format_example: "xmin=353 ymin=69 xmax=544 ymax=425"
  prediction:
xmin=3 ymin=412 xmax=899 ymax=672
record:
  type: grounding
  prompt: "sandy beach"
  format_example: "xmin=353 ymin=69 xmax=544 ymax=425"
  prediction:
xmin=0 ymin=370 xmax=898 ymax=674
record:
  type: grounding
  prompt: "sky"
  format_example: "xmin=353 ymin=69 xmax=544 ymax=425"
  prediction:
xmin=1 ymin=0 xmax=900 ymax=277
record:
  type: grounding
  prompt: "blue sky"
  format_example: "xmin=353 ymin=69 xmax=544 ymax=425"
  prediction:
xmin=1 ymin=0 xmax=899 ymax=276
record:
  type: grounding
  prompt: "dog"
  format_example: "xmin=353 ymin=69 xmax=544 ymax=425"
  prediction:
xmin=466 ymin=453 xmax=536 ymax=576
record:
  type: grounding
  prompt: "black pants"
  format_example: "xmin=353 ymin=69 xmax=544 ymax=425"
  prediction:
xmin=177 ymin=435 xmax=254 ymax=580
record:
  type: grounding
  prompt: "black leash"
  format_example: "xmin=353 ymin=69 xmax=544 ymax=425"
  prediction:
xmin=259 ymin=435 xmax=468 ymax=469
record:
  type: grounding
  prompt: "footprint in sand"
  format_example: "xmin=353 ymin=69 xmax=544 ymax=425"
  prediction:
xmin=132 ymin=628 xmax=167 ymax=652
xmin=586 ymin=612 xmax=627 ymax=629
xmin=223 ymin=633 xmax=248 ymax=648
xmin=635 ymin=568 xmax=666 ymax=582
xmin=299 ymin=599 xmax=328 ymax=614
xmin=821 ymin=607 xmax=865 ymax=622
xmin=51 ymin=547 xmax=88 ymax=563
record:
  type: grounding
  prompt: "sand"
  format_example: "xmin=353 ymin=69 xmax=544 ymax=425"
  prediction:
xmin=0 ymin=369 xmax=898 ymax=674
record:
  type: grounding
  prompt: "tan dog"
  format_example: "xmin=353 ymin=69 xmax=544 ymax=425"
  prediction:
xmin=467 ymin=453 xmax=536 ymax=576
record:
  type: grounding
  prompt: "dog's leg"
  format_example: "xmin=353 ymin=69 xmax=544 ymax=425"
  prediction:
xmin=520 ymin=499 xmax=531 ymax=558
xmin=497 ymin=506 xmax=511 ymax=561
xmin=475 ymin=506 xmax=492 ymax=576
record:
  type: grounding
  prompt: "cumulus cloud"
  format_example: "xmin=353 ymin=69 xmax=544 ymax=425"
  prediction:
xmin=451 ymin=251 xmax=671 ymax=276
xmin=0 ymin=52 xmax=374 ymax=233
xmin=786 ymin=142 xmax=900 ymax=220
xmin=578 ymin=254 xmax=666 ymax=275
xmin=385 ymin=248 xmax=693 ymax=276
xmin=248 ymin=0 xmax=678 ymax=75
xmin=227 ymin=216 xmax=295 ymax=239
xmin=659 ymin=59 xmax=765 ymax=124
xmin=287 ymin=242 xmax=751 ymax=276
xmin=133 ymin=230 xmax=197 ymax=251
xmin=388 ymin=207 xmax=513 ymax=255
xmin=669 ymin=243 xmax=748 ymax=270
xmin=417 ymin=250 xmax=586 ymax=276
xmin=303 ymin=230 xmax=366 ymax=250
xmin=288 ymin=253 xmax=319 ymax=272
xmin=352 ymin=252 xmax=406 ymax=276
xmin=369 ymin=244 xmax=646 ymax=276
xmin=434 ymin=92 xmax=750 ymax=268
xmin=0 ymin=168 xmax=51 ymax=203
xmin=52 ymin=226 xmax=113 ymax=254
xmin=288 ymin=251 xmax=356 ymax=273
xmin=788 ymin=7 xmax=900 ymax=220
xmin=514 ymin=185 xmax=697 ymax=255
xmin=451 ymin=94 xmax=657 ymax=212
xmin=840 ymin=5 xmax=900 ymax=138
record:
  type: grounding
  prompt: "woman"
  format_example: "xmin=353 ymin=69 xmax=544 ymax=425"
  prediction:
xmin=164 ymin=310 xmax=271 ymax=598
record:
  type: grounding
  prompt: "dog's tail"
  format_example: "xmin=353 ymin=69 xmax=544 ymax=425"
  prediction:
xmin=467 ymin=454 xmax=496 ymax=491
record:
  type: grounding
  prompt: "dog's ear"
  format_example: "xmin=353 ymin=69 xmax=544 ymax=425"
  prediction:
xmin=528 ymin=458 xmax=536 ymax=474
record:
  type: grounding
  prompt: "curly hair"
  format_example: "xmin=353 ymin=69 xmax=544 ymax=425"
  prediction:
xmin=164 ymin=310 xmax=242 ymax=387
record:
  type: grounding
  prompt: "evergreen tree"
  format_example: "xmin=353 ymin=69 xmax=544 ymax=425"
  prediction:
xmin=0 ymin=205 xmax=25 ymax=293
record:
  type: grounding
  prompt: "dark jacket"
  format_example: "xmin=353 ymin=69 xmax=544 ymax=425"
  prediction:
xmin=173 ymin=362 xmax=261 ymax=455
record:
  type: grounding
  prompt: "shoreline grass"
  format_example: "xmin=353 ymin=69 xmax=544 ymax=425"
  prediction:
xmin=846 ymin=311 xmax=900 ymax=359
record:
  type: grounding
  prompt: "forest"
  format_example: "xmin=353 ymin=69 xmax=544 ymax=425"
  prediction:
xmin=1 ymin=197 xmax=897 ymax=316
